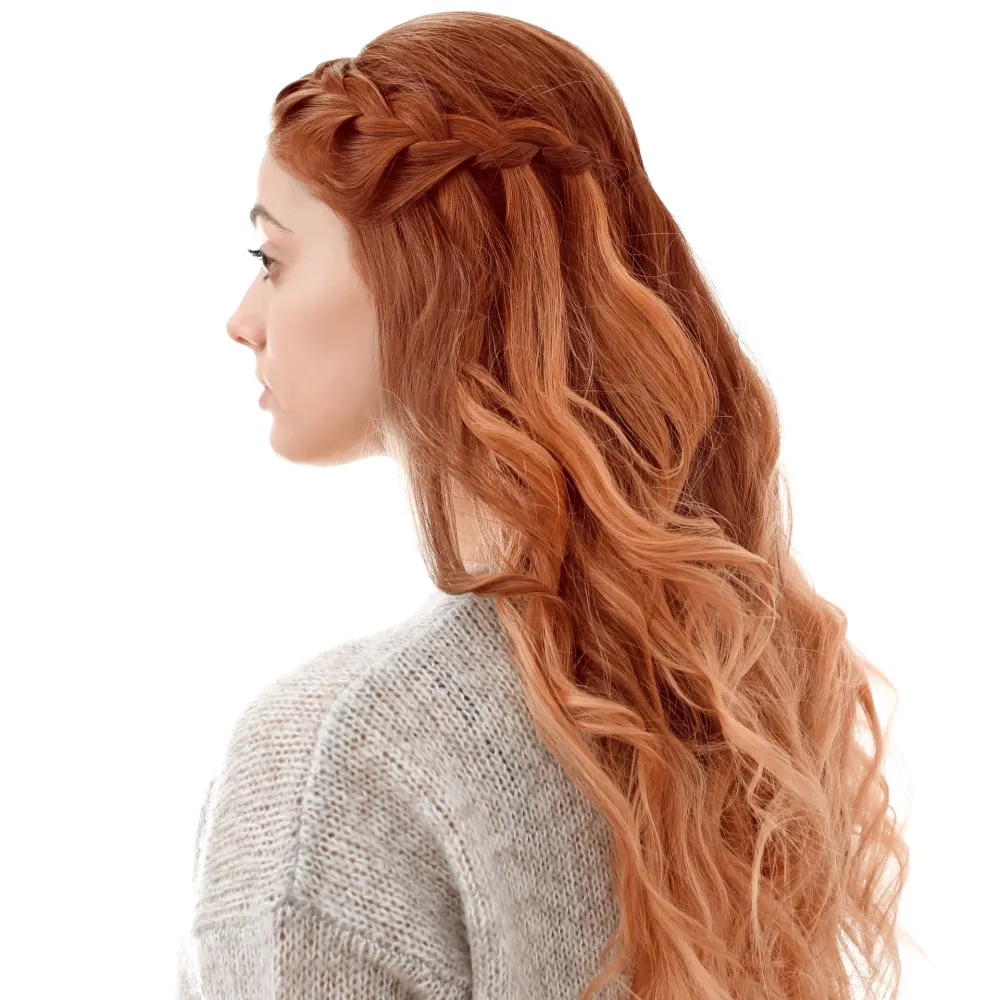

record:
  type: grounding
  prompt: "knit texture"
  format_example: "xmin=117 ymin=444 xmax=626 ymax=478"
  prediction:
xmin=176 ymin=588 xmax=626 ymax=999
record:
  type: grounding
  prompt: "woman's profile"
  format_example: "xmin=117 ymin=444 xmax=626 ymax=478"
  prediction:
xmin=178 ymin=11 xmax=913 ymax=1000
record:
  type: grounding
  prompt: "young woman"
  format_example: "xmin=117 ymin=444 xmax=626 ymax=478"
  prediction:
xmin=178 ymin=11 xmax=911 ymax=1000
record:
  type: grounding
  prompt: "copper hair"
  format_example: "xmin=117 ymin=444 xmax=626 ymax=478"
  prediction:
xmin=265 ymin=12 xmax=915 ymax=999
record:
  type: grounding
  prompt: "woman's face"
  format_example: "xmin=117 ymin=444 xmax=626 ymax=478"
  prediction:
xmin=226 ymin=149 xmax=385 ymax=465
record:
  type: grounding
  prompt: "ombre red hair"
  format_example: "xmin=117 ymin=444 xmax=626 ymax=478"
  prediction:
xmin=265 ymin=12 xmax=915 ymax=1000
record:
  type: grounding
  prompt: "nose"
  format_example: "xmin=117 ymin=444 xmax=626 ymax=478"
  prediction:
xmin=226 ymin=311 xmax=252 ymax=348
xmin=226 ymin=285 xmax=263 ymax=350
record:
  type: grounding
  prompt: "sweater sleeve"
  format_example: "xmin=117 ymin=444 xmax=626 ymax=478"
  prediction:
xmin=177 ymin=647 xmax=474 ymax=1000
xmin=183 ymin=900 xmax=469 ymax=999
xmin=176 ymin=777 xmax=216 ymax=999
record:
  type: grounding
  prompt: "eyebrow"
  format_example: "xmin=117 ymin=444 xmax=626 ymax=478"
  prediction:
xmin=249 ymin=203 xmax=293 ymax=233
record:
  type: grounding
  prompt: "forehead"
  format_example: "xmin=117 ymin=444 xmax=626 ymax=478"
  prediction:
xmin=257 ymin=149 xmax=289 ymax=194
xmin=255 ymin=153 xmax=304 ymax=227
xmin=255 ymin=150 xmax=337 ymax=238
xmin=255 ymin=152 xmax=348 ymax=245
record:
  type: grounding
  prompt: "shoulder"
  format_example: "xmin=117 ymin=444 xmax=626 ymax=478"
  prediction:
xmin=191 ymin=589 xmax=506 ymax=983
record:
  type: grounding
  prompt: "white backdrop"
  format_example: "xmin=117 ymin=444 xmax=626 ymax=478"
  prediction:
xmin=1 ymin=2 xmax=996 ymax=997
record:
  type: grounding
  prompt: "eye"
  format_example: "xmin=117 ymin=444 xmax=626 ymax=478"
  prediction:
xmin=247 ymin=247 xmax=277 ymax=281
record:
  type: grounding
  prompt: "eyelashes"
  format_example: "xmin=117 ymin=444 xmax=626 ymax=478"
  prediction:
xmin=247 ymin=247 xmax=276 ymax=280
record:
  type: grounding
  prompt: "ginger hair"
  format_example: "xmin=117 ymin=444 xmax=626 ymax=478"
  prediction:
xmin=264 ymin=12 xmax=915 ymax=999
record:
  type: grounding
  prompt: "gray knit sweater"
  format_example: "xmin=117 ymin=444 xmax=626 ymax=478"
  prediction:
xmin=176 ymin=587 xmax=626 ymax=999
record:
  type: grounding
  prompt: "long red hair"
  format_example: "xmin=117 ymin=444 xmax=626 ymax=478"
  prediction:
xmin=265 ymin=12 xmax=914 ymax=999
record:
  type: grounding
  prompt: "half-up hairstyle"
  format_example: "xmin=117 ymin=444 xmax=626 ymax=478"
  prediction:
xmin=265 ymin=11 xmax=914 ymax=1000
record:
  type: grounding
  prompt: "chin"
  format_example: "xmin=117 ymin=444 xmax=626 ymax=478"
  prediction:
xmin=268 ymin=425 xmax=376 ymax=467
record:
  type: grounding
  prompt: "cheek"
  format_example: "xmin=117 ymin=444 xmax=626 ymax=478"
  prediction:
xmin=276 ymin=348 xmax=382 ymax=462
xmin=271 ymin=289 xmax=380 ymax=421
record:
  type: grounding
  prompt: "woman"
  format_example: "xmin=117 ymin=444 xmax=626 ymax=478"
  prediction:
xmin=178 ymin=11 xmax=912 ymax=1000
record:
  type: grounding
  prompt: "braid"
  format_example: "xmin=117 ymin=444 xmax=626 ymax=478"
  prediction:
xmin=270 ymin=56 xmax=599 ymax=217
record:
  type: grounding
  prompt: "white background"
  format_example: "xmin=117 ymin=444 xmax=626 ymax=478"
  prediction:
xmin=1 ymin=2 xmax=996 ymax=997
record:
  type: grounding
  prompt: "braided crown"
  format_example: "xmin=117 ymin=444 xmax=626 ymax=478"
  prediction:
xmin=273 ymin=57 xmax=599 ymax=178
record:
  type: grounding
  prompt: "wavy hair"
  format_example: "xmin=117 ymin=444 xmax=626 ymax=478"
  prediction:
xmin=264 ymin=12 xmax=915 ymax=1000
